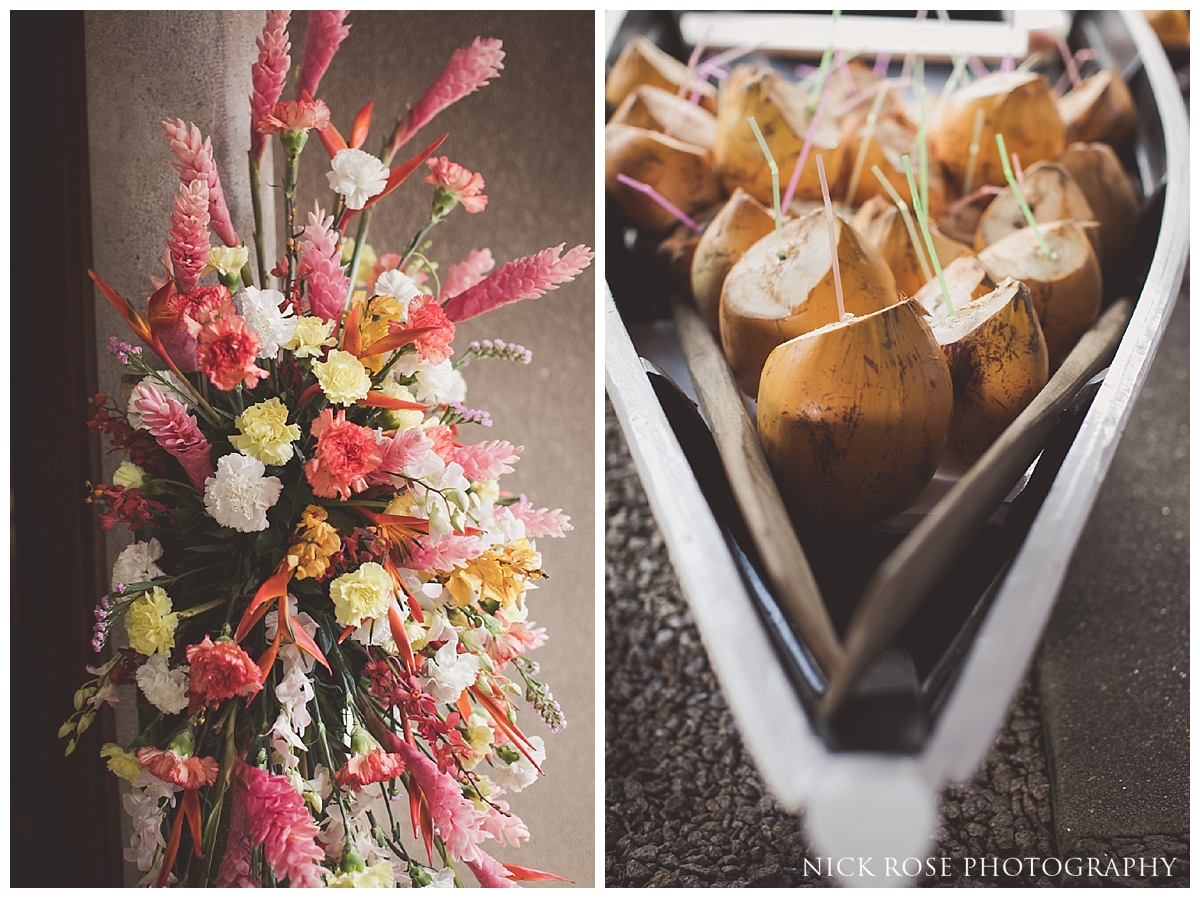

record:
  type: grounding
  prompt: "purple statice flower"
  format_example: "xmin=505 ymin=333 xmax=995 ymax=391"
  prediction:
xmin=465 ymin=337 xmax=532 ymax=366
xmin=106 ymin=336 xmax=143 ymax=366
xmin=446 ymin=401 xmax=492 ymax=428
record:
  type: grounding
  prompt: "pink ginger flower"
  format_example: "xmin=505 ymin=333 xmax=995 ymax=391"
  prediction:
xmin=404 ymin=532 xmax=488 ymax=574
xmin=168 ymin=179 xmax=210 ymax=295
xmin=442 ymin=244 xmax=594 ymax=323
xmin=161 ymin=119 xmax=239 ymax=248
xmin=229 ymin=761 xmax=326 ymax=888
xmin=299 ymin=203 xmax=348 ymax=321
xmin=510 ymin=497 xmax=573 ymax=538
xmin=133 ymin=384 xmax=215 ymax=492
xmin=215 ymin=786 xmax=259 ymax=887
xmin=391 ymin=37 xmax=505 ymax=153
xmin=390 ymin=738 xmax=489 ymax=864
xmin=296 ymin=10 xmax=351 ymax=100
xmin=465 ymin=850 xmax=520 ymax=889
xmin=368 ymin=427 xmax=435 ymax=486
xmin=455 ymin=440 xmax=521 ymax=482
xmin=305 ymin=408 xmax=382 ymax=500
xmin=196 ymin=314 xmax=269 ymax=391
xmin=250 ymin=10 xmax=292 ymax=164
xmin=480 ymin=798 xmax=530 ymax=848
xmin=257 ymin=97 xmax=332 ymax=135
xmin=335 ymin=747 xmax=406 ymax=791
xmin=425 ymin=156 xmax=488 ymax=214
xmin=442 ymin=248 xmax=495 ymax=300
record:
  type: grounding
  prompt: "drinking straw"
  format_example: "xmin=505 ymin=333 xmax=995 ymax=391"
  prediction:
xmin=816 ymin=154 xmax=847 ymax=321
xmin=615 ymin=173 xmax=704 ymax=235
xmin=831 ymin=75 xmax=910 ymax=119
xmin=873 ymin=51 xmax=891 ymax=78
xmin=844 ymin=83 xmax=890 ymax=205
xmin=747 ymin=116 xmax=785 ymax=260
xmin=902 ymin=154 xmax=955 ymax=317
xmin=918 ymin=81 xmax=930 ymax=214
xmin=967 ymin=56 xmax=990 ymax=79
xmin=1053 ymin=32 xmax=1081 ymax=88
xmin=872 ymin=164 xmax=933 ymax=286
xmin=806 ymin=9 xmax=841 ymax=114
xmin=961 ymin=107 xmax=986 ymax=196
xmin=835 ymin=48 xmax=857 ymax=96
xmin=899 ymin=9 xmax=928 ymax=84
xmin=995 ymin=133 xmax=1053 ymax=258
xmin=781 ymin=91 xmax=830 ymax=213
xmin=1001 ymin=11 xmax=1016 ymax=72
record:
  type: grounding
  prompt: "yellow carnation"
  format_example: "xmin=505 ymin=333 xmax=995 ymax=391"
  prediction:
xmin=327 ymin=861 xmax=395 ymax=888
xmin=125 ymin=587 xmax=178 ymax=656
xmin=283 ymin=316 xmax=337 ymax=359
xmin=231 ymin=397 xmax=301 ymax=466
xmin=100 ymin=743 xmax=143 ymax=783
xmin=329 ymin=562 xmax=393 ymax=628
xmin=112 ymin=460 xmax=148 ymax=490
xmin=313 ymin=349 xmax=372 ymax=406
xmin=204 ymin=244 xmax=249 ymax=277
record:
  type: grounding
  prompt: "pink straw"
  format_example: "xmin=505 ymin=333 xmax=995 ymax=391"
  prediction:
xmin=1053 ymin=32 xmax=1081 ymax=88
xmin=1001 ymin=12 xmax=1015 ymax=72
xmin=816 ymin=154 xmax=846 ymax=321
xmin=967 ymin=56 xmax=990 ymax=78
xmin=781 ymin=91 xmax=830 ymax=213
xmin=899 ymin=10 xmax=928 ymax=83
xmin=873 ymin=52 xmax=891 ymax=78
xmin=616 ymin=173 xmax=704 ymax=234
xmin=835 ymin=49 xmax=857 ymax=95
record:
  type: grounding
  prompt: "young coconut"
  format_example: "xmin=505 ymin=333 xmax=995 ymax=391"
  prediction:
xmin=609 ymin=83 xmax=719 ymax=150
xmin=973 ymin=161 xmax=1098 ymax=255
xmin=1056 ymin=67 xmax=1137 ymax=147
xmin=757 ymin=298 xmax=954 ymax=524
xmin=605 ymin=123 xmax=723 ymax=236
xmin=720 ymin=209 xmax=897 ymax=396
xmin=852 ymin=195 xmax=973 ymax=299
xmin=691 ymin=188 xmax=776 ymax=334
xmin=842 ymin=112 xmax=947 ymax=216
xmin=913 ymin=253 xmax=998 ymax=320
xmin=930 ymin=277 xmax=1049 ymax=467
xmin=931 ymin=71 xmax=1065 ymax=189
xmin=605 ymin=35 xmax=719 ymax=113
xmin=714 ymin=65 xmax=844 ymax=206
xmin=1055 ymin=142 xmax=1140 ymax=261
xmin=657 ymin=201 xmax=723 ymax=290
xmin=978 ymin=220 xmax=1102 ymax=366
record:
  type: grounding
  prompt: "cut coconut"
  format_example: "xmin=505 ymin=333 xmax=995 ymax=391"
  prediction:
xmin=842 ymin=112 xmax=946 ymax=216
xmin=1055 ymin=141 xmax=1140 ymax=261
xmin=657 ymin=201 xmax=724 ymax=290
xmin=978 ymin=220 xmax=1102 ymax=366
xmin=609 ymin=83 xmax=719 ymax=150
xmin=720 ymin=209 xmax=897 ymax=396
xmin=913 ymin=253 xmax=998 ymax=321
xmin=757 ymin=298 xmax=954 ymax=524
xmin=606 ymin=35 xmax=719 ymax=113
xmin=853 ymin=196 xmax=973 ymax=300
xmin=931 ymin=70 xmax=1065 ymax=189
xmin=605 ymin=123 xmax=723 ymax=236
xmin=691 ymin=189 xmax=777 ymax=334
xmin=1057 ymin=67 xmax=1137 ymax=146
xmin=973 ymin=161 xmax=1098 ymax=255
xmin=931 ymin=277 xmax=1050 ymax=466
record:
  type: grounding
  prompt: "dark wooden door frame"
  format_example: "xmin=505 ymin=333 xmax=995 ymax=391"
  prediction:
xmin=11 ymin=11 xmax=124 ymax=886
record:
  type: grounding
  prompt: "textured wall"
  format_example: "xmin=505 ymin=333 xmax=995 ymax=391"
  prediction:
xmin=84 ymin=9 xmax=595 ymax=887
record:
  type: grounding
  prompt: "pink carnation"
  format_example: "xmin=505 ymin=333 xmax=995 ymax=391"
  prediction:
xmin=455 ymin=440 xmax=521 ymax=482
xmin=442 ymin=244 xmax=594 ymax=323
xmin=167 ymin=179 xmax=210 ymax=295
xmin=186 ymin=635 xmax=264 ymax=712
xmin=162 ymin=119 xmax=239 ymax=248
xmin=167 ymin=284 xmax=237 ymax=338
xmin=406 ymin=294 xmax=456 ymax=364
xmin=250 ymin=11 xmax=292 ymax=164
xmin=509 ymin=496 xmax=572 ymax=538
xmin=296 ymin=10 xmax=351 ymax=100
xmin=391 ymin=37 xmax=505 ymax=152
xmin=137 ymin=746 xmax=219 ymax=790
xmin=227 ymin=761 xmax=326 ymax=889
xmin=425 ymin=156 xmax=488 ymax=214
xmin=298 ymin=202 xmax=348 ymax=321
xmin=305 ymin=408 xmax=382 ymax=500
xmin=257 ymin=98 xmax=331 ymax=135
xmin=442 ymin=248 xmax=495 ymax=300
xmin=132 ymin=383 xmax=215 ymax=492
xmin=335 ymin=747 xmax=406 ymax=791
xmin=196 ymin=314 xmax=269 ymax=391
xmin=487 ymin=620 xmax=545 ymax=671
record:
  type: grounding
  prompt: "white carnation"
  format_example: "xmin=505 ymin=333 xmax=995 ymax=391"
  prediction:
xmin=492 ymin=736 xmax=546 ymax=793
xmin=240 ymin=285 xmax=296 ymax=358
xmin=111 ymin=538 xmax=165 ymax=592
xmin=134 ymin=654 xmax=189 ymax=715
xmin=374 ymin=270 xmax=420 ymax=321
xmin=327 ymin=148 xmax=389 ymax=210
xmin=392 ymin=357 xmax=466 ymax=405
xmin=127 ymin=371 xmax=190 ymax=429
xmin=422 ymin=635 xmax=480 ymax=704
xmin=203 ymin=453 xmax=283 ymax=532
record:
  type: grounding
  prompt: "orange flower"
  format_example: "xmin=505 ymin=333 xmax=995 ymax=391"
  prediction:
xmin=288 ymin=505 xmax=342 ymax=581
xmin=257 ymin=97 xmax=331 ymax=135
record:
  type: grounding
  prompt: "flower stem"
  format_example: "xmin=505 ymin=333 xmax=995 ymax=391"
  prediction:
xmin=198 ymin=701 xmax=238 ymax=886
xmin=177 ymin=597 xmax=228 ymax=619
xmin=249 ymin=153 xmax=269 ymax=289
xmin=283 ymin=148 xmax=301 ymax=296
xmin=346 ymin=208 xmax=373 ymax=300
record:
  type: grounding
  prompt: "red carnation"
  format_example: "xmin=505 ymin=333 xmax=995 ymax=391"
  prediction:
xmin=185 ymin=635 xmax=263 ymax=712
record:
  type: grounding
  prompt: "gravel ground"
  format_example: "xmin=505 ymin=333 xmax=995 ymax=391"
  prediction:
xmin=604 ymin=402 xmax=1188 ymax=888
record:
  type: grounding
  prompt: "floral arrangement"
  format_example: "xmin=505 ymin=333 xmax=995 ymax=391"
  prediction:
xmin=61 ymin=10 xmax=591 ymax=888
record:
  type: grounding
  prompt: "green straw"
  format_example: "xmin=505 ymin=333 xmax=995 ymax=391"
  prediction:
xmin=996 ymin=132 xmax=1054 ymax=258
xmin=748 ymin=116 xmax=785 ymax=260
xmin=844 ymin=82 xmax=890 ymax=205
xmin=872 ymin=164 xmax=933 ymax=286
xmin=807 ymin=9 xmax=841 ymax=114
xmin=902 ymin=154 xmax=955 ymax=317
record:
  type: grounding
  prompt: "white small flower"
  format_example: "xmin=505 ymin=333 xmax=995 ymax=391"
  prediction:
xmin=327 ymin=148 xmax=389 ymax=210
xmin=423 ymin=867 xmax=458 ymax=888
xmin=203 ymin=453 xmax=283 ymax=532
xmin=375 ymin=269 xmax=421 ymax=321
xmin=240 ymin=285 xmax=296 ymax=358
xmin=422 ymin=634 xmax=480 ymax=704
xmin=135 ymin=654 xmax=189 ymax=715
xmin=128 ymin=371 xmax=191 ymax=429
xmin=112 ymin=538 xmax=165 ymax=592
xmin=492 ymin=736 xmax=546 ymax=793
xmin=392 ymin=357 xmax=467 ymax=405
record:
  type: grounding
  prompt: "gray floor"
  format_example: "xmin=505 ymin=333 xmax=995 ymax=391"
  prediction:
xmin=605 ymin=278 xmax=1189 ymax=887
